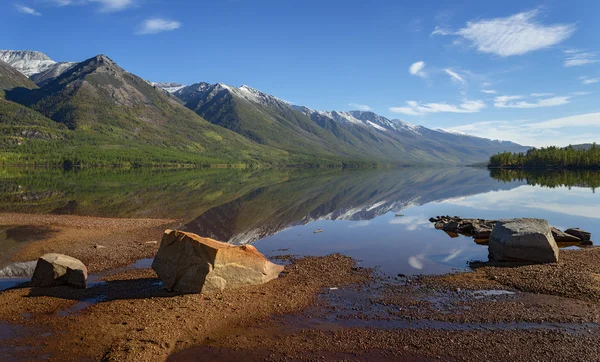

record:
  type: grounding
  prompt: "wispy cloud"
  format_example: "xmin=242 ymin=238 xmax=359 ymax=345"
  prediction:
xmin=15 ymin=4 xmax=41 ymax=15
xmin=409 ymin=61 xmax=426 ymax=78
xmin=136 ymin=18 xmax=181 ymax=35
xmin=50 ymin=0 xmax=134 ymax=12
xmin=348 ymin=103 xmax=373 ymax=111
xmin=494 ymin=94 xmax=570 ymax=109
xmin=431 ymin=26 xmax=452 ymax=36
xmin=579 ymin=76 xmax=599 ymax=85
xmin=444 ymin=68 xmax=465 ymax=84
xmin=433 ymin=9 xmax=575 ymax=57
xmin=447 ymin=112 xmax=600 ymax=147
xmin=389 ymin=99 xmax=485 ymax=116
xmin=530 ymin=92 xmax=554 ymax=97
xmin=481 ymin=89 xmax=497 ymax=94
xmin=564 ymin=49 xmax=598 ymax=67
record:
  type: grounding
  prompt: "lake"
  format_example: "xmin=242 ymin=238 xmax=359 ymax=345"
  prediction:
xmin=1 ymin=167 xmax=598 ymax=276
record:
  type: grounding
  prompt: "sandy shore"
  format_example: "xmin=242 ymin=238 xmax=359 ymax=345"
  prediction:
xmin=1 ymin=213 xmax=600 ymax=361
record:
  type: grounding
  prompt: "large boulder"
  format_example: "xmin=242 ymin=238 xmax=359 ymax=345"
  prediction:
xmin=489 ymin=219 xmax=559 ymax=263
xmin=31 ymin=253 xmax=88 ymax=289
xmin=152 ymin=229 xmax=284 ymax=294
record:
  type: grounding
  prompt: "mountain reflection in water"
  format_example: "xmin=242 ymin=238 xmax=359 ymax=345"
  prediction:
xmin=2 ymin=167 xmax=599 ymax=275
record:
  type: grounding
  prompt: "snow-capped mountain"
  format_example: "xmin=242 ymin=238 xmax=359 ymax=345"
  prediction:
xmin=172 ymin=81 xmax=528 ymax=164
xmin=0 ymin=50 xmax=74 ymax=84
xmin=293 ymin=107 xmax=424 ymax=136
xmin=173 ymin=82 xmax=289 ymax=107
xmin=151 ymin=82 xmax=185 ymax=93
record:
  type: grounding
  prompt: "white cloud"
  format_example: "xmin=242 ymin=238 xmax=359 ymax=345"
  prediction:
xmin=389 ymin=99 xmax=486 ymax=116
xmin=447 ymin=112 xmax=600 ymax=147
xmin=348 ymin=103 xmax=373 ymax=111
xmin=437 ymin=10 xmax=575 ymax=57
xmin=50 ymin=0 xmax=134 ymax=12
xmin=481 ymin=89 xmax=497 ymax=94
xmin=494 ymin=94 xmax=570 ymax=108
xmin=444 ymin=68 xmax=465 ymax=84
xmin=564 ymin=49 xmax=598 ymax=67
xmin=409 ymin=61 xmax=426 ymax=78
xmin=580 ymin=76 xmax=599 ymax=85
xmin=431 ymin=26 xmax=452 ymax=36
xmin=15 ymin=5 xmax=41 ymax=15
xmin=137 ymin=18 xmax=182 ymax=35
xmin=530 ymin=92 xmax=554 ymax=97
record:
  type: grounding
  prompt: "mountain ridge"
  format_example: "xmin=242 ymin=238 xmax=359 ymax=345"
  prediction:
xmin=1 ymin=50 xmax=529 ymax=166
xmin=172 ymin=81 xmax=527 ymax=164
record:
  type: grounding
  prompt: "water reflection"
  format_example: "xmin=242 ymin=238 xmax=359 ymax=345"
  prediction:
xmin=1 ymin=167 xmax=599 ymax=276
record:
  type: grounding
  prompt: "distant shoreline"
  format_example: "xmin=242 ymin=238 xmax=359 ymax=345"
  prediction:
xmin=488 ymin=166 xmax=600 ymax=170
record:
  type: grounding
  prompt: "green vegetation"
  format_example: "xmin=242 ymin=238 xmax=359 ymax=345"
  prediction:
xmin=490 ymin=168 xmax=600 ymax=191
xmin=489 ymin=144 xmax=600 ymax=169
xmin=0 ymin=60 xmax=37 ymax=98
xmin=1 ymin=56 xmax=374 ymax=168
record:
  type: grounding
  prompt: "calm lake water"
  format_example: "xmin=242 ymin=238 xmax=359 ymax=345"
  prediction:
xmin=1 ymin=167 xmax=599 ymax=276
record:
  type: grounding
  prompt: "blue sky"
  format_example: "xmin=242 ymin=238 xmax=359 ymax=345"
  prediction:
xmin=2 ymin=0 xmax=599 ymax=146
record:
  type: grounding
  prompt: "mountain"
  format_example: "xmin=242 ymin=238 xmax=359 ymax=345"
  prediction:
xmin=174 ymin=82 xmax=528 ymax=164
xmin=0 ymin=50 xmax=75 ymax=85
xmin=0 ymin=60 xmax=37 ymax=97
xmin=570 ymin=143 xmax=598 ymax=150
xmin=0 ymin=60 xmax=67 ymax=148
xmin=173 ymin=82 xmax=381 ymax=162
xmin=1 ymin=49 xmax=529 ymax=166
xmin=151 ymin=82 xmax=185 ymax=93
xmin=2 ymin=54 xmax=295 ymax=166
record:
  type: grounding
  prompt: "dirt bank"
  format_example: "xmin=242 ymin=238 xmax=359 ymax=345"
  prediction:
xmin=1 ymin=213 xmax=600 ymax=361
xmin=0 ymin=213 xmax=179 ymax=272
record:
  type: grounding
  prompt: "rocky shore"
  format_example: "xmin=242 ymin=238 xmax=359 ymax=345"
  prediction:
xmin=430 ymin=215 xmax=593 ymax=246
xmin=1 ymin=213 xmax=600 ymax=361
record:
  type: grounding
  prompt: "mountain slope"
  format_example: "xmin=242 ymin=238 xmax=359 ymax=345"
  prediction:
xmin=175 ymin=83 xmax=386 ymax=162
xmin=174 ymin=83 xmax=528 ymax=164
xmin=0 ymin=60 xmax=37 ymax=97
xmin=0 ymin=50 xmax=75 ymax=86
xmin=3 ymin=55 xmax=296 ymax=166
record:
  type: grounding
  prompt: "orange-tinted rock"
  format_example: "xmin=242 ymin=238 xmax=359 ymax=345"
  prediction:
xmin=152 ymin=229 xmax=284 ymax=294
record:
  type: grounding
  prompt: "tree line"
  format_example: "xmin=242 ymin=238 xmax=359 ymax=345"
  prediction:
xmin=489 ymin=144 xmax=600 ymax=169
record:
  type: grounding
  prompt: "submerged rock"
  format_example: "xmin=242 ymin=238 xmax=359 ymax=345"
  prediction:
xmin=152 ymin=229 xmax=284 ymax=294
xmin=31 ymin=253 xmax=88 ymax=289
xmin=489 ymin=219 xmax=559 ymax=264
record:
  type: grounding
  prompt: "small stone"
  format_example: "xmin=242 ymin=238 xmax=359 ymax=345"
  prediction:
xmin=31 ymin=253 xmax=88 ymax=289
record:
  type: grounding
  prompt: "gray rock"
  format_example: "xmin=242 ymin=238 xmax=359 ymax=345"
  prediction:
xmin=442 ymin=221 xmax=459 ymax=232
xmin=565 ymin=228 xmax=591 ymax=242
xmin=489 ymin=219 xmax=559 ymax=263
xmin=473 ymin=225 xmax=492 ymax=240
xmin=0 ymin=261 xmax=37 ymax=278
xmin=551 ymin=227 xmax=581 ymax=243
xmin=31 ymin=254 xmax=88 ymax=289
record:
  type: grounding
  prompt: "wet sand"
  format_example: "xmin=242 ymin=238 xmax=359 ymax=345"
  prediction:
xmin=1 ymin=213 xmax=600 ymax=361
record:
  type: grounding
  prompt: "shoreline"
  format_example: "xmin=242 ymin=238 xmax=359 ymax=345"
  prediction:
xmin=1 ymin=213 xmax=600 ymax=361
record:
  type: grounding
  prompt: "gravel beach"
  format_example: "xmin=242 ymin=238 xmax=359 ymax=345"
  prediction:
xmin=1 ymin=213 xmax=600 ymax=361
